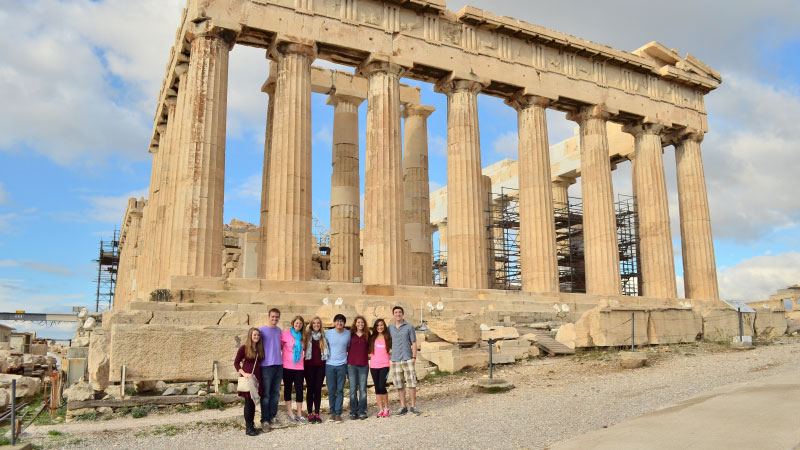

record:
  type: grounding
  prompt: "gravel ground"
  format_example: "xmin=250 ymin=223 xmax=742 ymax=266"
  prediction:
xmin=24 ymin=337 xmax=800 ymax=449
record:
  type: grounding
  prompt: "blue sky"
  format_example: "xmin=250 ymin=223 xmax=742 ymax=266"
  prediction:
xmin=1 ymin=0 xmax=799 ymax=339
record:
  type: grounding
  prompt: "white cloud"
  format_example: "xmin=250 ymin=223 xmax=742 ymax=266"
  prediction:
xmin=232 ymin=173 xmax=262 ymax=202
xmin=0 ymin=213 xmax=18 ymax=234
xmin=0 ymin=182 xmax=9 ymax=205
xmin=314 ymin=125 xmax=333 ymax=146
xmin=491 ymin=131 xmax=518 ymax=157
xmin=83 ymin=188 xmax=148 ymax=224
xmin=0 ymin=0 xmax=185 ymax=165
xmin=20 ymin=260 xmax=74 ymax=277
xmin=0 ymin=260 xmax=20 ymax=268
xmin=717 ymin=252 xmax=800 ymax=301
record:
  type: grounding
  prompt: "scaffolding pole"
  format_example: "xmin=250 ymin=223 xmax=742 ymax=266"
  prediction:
xmin=93 ymin=229 xmax=120 ymax=312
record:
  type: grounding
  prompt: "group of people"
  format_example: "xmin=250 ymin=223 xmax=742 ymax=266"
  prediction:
xmin=233 ymin=306 xmax=421 ymax=436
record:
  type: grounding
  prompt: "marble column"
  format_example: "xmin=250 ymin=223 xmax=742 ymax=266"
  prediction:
xmin=263 ymin=41 xmax=316 ymax=281
xmin=402 ymin=104 xmax=435 ymax=286
xmin=151 ymin=97 xmax=178 ymax=289
xmin=567 ymin=105 xmax=621 ymax=296
xmin=435 ymin=78 xmax=489 ymax=289
xmin=510 ymin=95 xmax=559 ymax=293
xmin=361 ymin=59 xmax=406 ymax=285
xmin=170 ymin=30 xmax=233 ymax=278
xmin=481 ymin=174 xmax=494 ymax=288
xmin=674 ymin=131 xmax=719 ymax=300
xmin=625 ymin=123 xmax=677 ymax=298
xmin=552 ymin=176 xmax=575 ymax=210
xmin=257 ymin=75 xmax=276 ymax=280
xmin=329 ymin=92 xmax=365 ymax=282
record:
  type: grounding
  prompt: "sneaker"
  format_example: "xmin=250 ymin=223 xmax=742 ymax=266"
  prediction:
xmin=246 ymin=425 xmax=259 ymax=436
xmin=358 ymin=414 xmax=368 ymax=420
xmin=397 ymin=407 xmax=408 ymax=416
xmin=409 ymin=407 xmax=422 ymax=416
xmin=288 ymin=415 xmax=297 ymax=424
xmin=296 ymin=416 xmax=307 ymax=424
xmin=376 ymin=411 xmax=385 ymax=418
xmin=334 ymin=415 xmax=343 ymax=422
xmin=349 ymin=413 xmax=358 ymax=420
xmin=261 ymin=421 xmax=271 ymax=432
xmin=383 ymin=408 xmax=390 ymax=417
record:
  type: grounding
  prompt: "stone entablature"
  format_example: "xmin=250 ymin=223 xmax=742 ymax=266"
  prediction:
xmin=148 ymin=0 xmax=719 ymax=152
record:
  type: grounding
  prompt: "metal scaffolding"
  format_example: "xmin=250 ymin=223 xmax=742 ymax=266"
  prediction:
xmin=484 ymin=191 xmax=640 ymax=295
xmin=93 ymin=229 xmax=119 ymax=312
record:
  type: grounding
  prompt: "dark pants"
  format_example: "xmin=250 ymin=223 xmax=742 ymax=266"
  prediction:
xmin=243 ymin=397 xmax=256 ymax=428
xmin=370 ymin=366 xmax=390 ymax=395
xmin=325 ymin=364 xmax=347 ymax=416
xmin=348 ymin=364 xmax=368 ymax=416
xmin=283 ymin=368 xmax=304 ymax=402
xmin=304 ymin=365 xmax=325 ymax=414
xmin=260 ymin=365 xmax=282 ymax=424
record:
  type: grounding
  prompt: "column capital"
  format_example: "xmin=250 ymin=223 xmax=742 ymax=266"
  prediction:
xmin=268 ymin=38 xmax=317 ymax=61
xmin=401 ymin=104 xmax=435 ymax=119
xmin=187 ymin=22 xmax=239 ymax=49
xmin=551 ymin=175 xmax=577 ymax=187
xmin=505 ymin=92 xmax=553 ymax=111
xmin=357 ymin=54 xmax=410 ymax=78
xmin=326 ymin=91 xmax=366 ymax=108
xmin=622 ymin=121 xmax=666 ymax=138
xmin=666 ymin=128 xmax=704 ymax=146
xmin=433 ymin=74 xmax=488 ymax=96
xmin=565 ymin=104 xmax=617 ymax=123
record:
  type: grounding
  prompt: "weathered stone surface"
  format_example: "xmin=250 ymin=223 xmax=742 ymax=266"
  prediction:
xmin=29 ymin=343 xmax=48 ymax=356
xmin=162 ymin=386 xmax=184 ymax=396
xmin=619 ymin=351 xmax=647 ymax=369
xmin=72 ymin=336 xmax=90 ymax=347
xmin=754 ymin=309 xmax=787 ymax=339
xmin=589 ymin=308 xmax=649 ymax=347
xmin=309 ymin=305 xmax=359 ymax=328
xmin=427 ymin=316 xmax=481 ymax=344
xmin=420 ymin=347 xmax=488 ymax=373
xmin=218 ymin=311 xmax=250 ymax=326
xmin=647 ymin=309 xmax=702 ymax=344
xmin=102 ymin=310 xmax=153 ymax=330
xmin=149 ymin=311 xmax=225 ymax=326
xmin=88 ymin=333 xmax=110 ymax=391
xmin=155 ymin=381 xmax=168 ymax=392
xmin=0 ymin=374 xmax=41 ymax=397
xmin=109 ymin=324 xmax=249 ymax=382
xmin=0 ymin=389 xmax=9 ymax=407
xmin=490 ymin=352 xmax=515 ymax=364
xmin=481 ymin=326 xmax=520 ymax=341
xmin=64 ymin=381 xmax=94 ymax=402
xmin=701 ymin=308 xmax=754 ymax=342
xmin=186 ymin=385 xmax=201 ymax=395
xmin=83 ymin=317 xmax=98 ymax=331
xmin=555 ymin=323 xmax=577 ymax=349
xmin=419 ymin=341 xmax=455 ymax=352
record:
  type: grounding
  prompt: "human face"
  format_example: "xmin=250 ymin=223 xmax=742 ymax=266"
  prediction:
xmin=376 ymin=321 xmax=385 ymax=334
xmin=334 ymin=319 xmax=345 ymax=330
xmin=393 ymin=308 xmax=403 ymax=323
xmin=250 ymin=330 xmax=261 ymax=343
xmin=312 ymin=319 xmax=321 ymax=331
xmin=269 ymin=312 xmax=280 ymax=326
xmin=293 ymin=319 xmax=304 ymax=332
xmin=356 ymin=318 xmax=365 ymax=332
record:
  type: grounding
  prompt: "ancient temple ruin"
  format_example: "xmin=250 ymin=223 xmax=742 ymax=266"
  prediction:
xmin=93 ymin=0 xmax=786 ymax=387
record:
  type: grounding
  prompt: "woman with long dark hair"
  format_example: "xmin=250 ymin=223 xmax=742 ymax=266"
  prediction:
xmin=234 ymin=327 xmax=264 ymax=435
xmin=368 ymin=318 xmax=392 ymax=417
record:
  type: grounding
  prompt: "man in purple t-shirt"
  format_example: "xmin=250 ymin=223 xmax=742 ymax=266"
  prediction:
xmin=259 ymin=308 xmax=282 ymax=431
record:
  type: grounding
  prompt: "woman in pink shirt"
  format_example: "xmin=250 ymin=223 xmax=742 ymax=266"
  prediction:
xmin=368 ymin=318 xmax=392 ymax=418
xmin=281 ymin=316 xmax=306 ymax=423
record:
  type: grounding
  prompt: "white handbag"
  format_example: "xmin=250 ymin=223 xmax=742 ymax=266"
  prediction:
xmin=237 ymin=356 xmax=258 ymax=392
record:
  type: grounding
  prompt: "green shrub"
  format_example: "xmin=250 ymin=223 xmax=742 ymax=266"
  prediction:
xmin=200 ymin=396 xmax=223 ymax=410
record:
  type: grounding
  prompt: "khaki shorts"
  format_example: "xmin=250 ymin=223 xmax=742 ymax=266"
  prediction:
xmin=390 ymin=360 xmax=417 ymax=389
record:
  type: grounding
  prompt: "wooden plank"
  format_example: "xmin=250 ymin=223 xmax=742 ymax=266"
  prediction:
xmin=68 ymin=394 xmax=239 ymax=410
xmin=535 ymin=335 xmax=575 ymax=355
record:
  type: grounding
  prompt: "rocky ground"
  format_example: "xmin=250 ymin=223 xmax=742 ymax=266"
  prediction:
xmin=22 ymin=336 xmax=800 ymax=449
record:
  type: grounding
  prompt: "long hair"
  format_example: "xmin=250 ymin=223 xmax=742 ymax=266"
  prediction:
xmin=350 ymin=315 xmax=370 ymax=337
xmin=368 ymin=318 xmax=391 ymax=355
xmin=303 ymin=316 xmax=327 ymax=352
xmin=244 ymin=327 xmax=265 ymax=361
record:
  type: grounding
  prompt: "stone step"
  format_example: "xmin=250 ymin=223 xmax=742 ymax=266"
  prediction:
xmin=533 ymin=334 xmax=575 ymax=355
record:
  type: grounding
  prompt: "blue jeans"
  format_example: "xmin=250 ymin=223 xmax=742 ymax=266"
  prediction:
xmin=347 ymin=364 xmax=368 ymax=416
xmin=260 ymin=365 xmax=282 ymax=424
xmin=325 ymin=364 xmax=347 ymax=416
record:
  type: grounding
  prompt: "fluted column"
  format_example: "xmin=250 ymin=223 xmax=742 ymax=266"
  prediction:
xmin=329 ymin=92 xmax=365 ymax=282
xmin=151 ymin=97 xmax=178 ymax=289
xmin=674 ymin=131 xmax=719 ymax=300
xmin=552 ymin=176 xmax=575 ymax=210
xmin=263 ymin=41 xmax=316 ymax=281
xmin=481 ymin=175 xmax=494 ymax=288
xmin=402 ymin=104 xmax=435 ymax=286
xmin=567 ymin=105 xmax=621 ymax=295
xmin=625 ymin=122 xmax=677 ymax=298
xmin=361 ymin=59 xmax=406 ymax=285
xmin=257 ymin=75 xmax=276 ymax=279
xmin=510 ymin=95 xmax=559 ymax=293
xmin=170 ymin=29 xmax=234 ymax=278
xmin=435 ymin=78 xmax=489 ymax=289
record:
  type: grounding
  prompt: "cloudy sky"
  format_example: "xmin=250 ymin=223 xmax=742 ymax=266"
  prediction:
xmin=1 ymin=0 xmax=799 ymax=338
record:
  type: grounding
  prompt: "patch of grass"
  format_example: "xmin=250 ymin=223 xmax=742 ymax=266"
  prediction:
xmin=75 ymin=411 xmax=99 ymax=421
xmin=152 ymin=425 xmax=182 ymax=436
xmin=482 ymin=385 xmax=514 ymax=394
xmin=68 ymin=438 xmax=84 ymax=446
xmin=176 ymin=407 xmax=191 ymax=414
xmin=131 ymin=405 xmax=158 ymax=419
xmin=48 ymin=430 xmax=64 ymax=436
xmin=199 ymin=396 xmax=224 ymax=411
xmin=0 ymin=437 xmax=10 ymax=446
xmin=36 ymin=403 xmax=67 ymax=425
xmin=421 ymin=370 xmax=452 ymax=382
